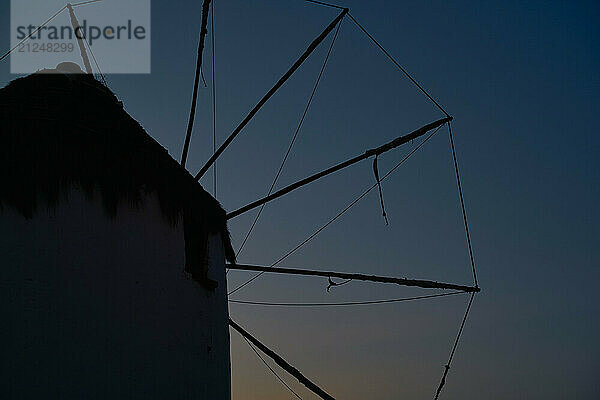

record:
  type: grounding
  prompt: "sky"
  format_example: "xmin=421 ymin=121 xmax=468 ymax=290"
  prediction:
xmin=1 ymin=0 xmax=598 ymax=399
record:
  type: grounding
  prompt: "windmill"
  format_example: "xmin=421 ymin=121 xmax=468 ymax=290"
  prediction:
xmin=183 ymin=2 xmax=480 ymax=398
xmin=0 ymin=1 xmax=481 ymax=399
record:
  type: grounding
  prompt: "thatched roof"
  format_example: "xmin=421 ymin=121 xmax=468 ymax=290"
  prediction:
xmin=0 ymin=66 xmax=234 ymax=288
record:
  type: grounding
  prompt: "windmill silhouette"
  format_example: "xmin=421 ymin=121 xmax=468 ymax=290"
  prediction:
xmin=0 ymin=1 xmax=481 ymax=399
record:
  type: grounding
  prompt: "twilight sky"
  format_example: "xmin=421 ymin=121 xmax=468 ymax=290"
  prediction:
xmin=1 ymin=0 xmax=598 ymax=399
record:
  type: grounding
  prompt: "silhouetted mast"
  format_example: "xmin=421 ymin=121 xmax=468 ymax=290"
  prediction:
xmin=228 ymin=263 xmax=479 ymax=293
xmin=67 ymin=3 xmax=93 ymax=74
xmin=229 ymin=318 xmax=336 ymax=400
xmin=181 ymin=0 xmax=213 ymax=168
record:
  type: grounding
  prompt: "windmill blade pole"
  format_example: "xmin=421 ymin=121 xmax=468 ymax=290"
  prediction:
xmin=181 ymin=0 xmax=213 ymax=167
xmin=229 ymin=318 xmax=336 ymax=400
xmin=67 ymin=4 xmax=93 ymax=74
xmin=227 ymin=116 xmax=451 ymax=220
xmin=227 ymin=263 xmax=480 ymax=293
xmin=195 ymin=8 xmax=348 ymax=180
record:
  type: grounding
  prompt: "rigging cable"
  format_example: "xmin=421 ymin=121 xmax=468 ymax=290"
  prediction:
xmin=235 ymin=17 xmax=343 ymax=259
xmin=430 ymin=124 xmax=479 ymax=398
xmin=229 ymin=291 xmax=466 ymax=307
xmin=0 ymin=1 xmax=106 ymax=75
xmin=71 ymin=0 xmax=103 ymax=7
xmin=434 ymin=292 xmax=476 ymax=399
xmin=0 ymin=5 xmax=68 ymax=63
xmin=80 ymin=25 xmax=107 ymax=86
xmin=302 ymin=0 xmax=346 ymax=10
xmin=195 ymin=8 xmax=347 ymax=180
xmin=347 ymin=13 xmax=450 ymax=118
xmin=242 ymin=336 xmax=304 ymax=400
xmin=447 ymin=121 xmax=478 ymax=287
xmin=228 ymin=124 xmax=443 ymax=296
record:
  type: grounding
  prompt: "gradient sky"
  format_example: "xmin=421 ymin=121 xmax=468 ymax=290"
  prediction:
xmin=1 ymin=0 xmax=598 ymax=399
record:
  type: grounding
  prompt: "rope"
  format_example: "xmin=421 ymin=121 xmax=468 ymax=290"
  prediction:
xmin=211 ymin=0 xmax=217 ymax=196
xmin=228 ymin=125 xmax=443 ymax=296
xmin=0 ymin=5 xmax=68 ymax=63
xmin=235 ymin=18 xmax=343 ymax=258
xmin=447 ymin=122 xmax=478 ymax=287
xmin=227 ymin=117 xmax=449 ymax=221
xmin=326 ymin=277 xmax=352 ymax=292
xmin=302 ymin=0 xmax=346 ymax=10
xmin=230 ymin=291 xmax=465 ymax=307
xmin=200 ymin=68 xmax=208 ymax=88
xmin=80 ymin=26 xmax=107 ymax=86
xmin=347 ymin=13 xmax=450 ymax=118
xmin=243 ymin=336 xmax=303 ymax=400
xmin=373 ymin=155 xmax=389 ymax=225
xmin=433 ymin=292 xmax=476 ymax=399
xmin=195 ymin=9 xmax=347 ymax=181
xmin=0 ymin=1 xmax=105 ymax=64
xmin=71 ymin=0 xmax=103 ymax=7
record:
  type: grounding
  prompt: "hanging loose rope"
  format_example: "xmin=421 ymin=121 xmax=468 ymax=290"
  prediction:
xmin=200 ymin=69 xmax=208 ymax=88
xmin=243 ymin=336 xmax=304 ymax=400
xmin=228 ymin=125 xmax=443 ymax=296
xmin=372 ymin=155 xmax=389 ymax=225
xmin=236 ymin=18 xmax=343 ymax=259
xmin=229 ymin=291 xmax=466 ymax=307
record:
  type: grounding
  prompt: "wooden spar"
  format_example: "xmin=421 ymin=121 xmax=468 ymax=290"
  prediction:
xmin=229 ymin=318 xmax=336 ymax=400
xmin=226 ymin=116 xmax=452 ymax=220
xmin=227 ymin=263 xmax=480 ymax=292
xmin=195 ymin=8 xmax=348 ymax=180
xmin=181 ymin=0 xmax=212 ymax=167
xmin=67 ymin=4 xmax=93 ymax=74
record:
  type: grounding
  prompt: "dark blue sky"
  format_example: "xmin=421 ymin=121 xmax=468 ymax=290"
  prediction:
xmin=1 ymin=0 xmax=598 ymax=398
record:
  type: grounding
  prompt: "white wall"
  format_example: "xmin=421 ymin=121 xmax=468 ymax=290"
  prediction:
xmin=0 ymin=189 xmax=230 ymax=399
